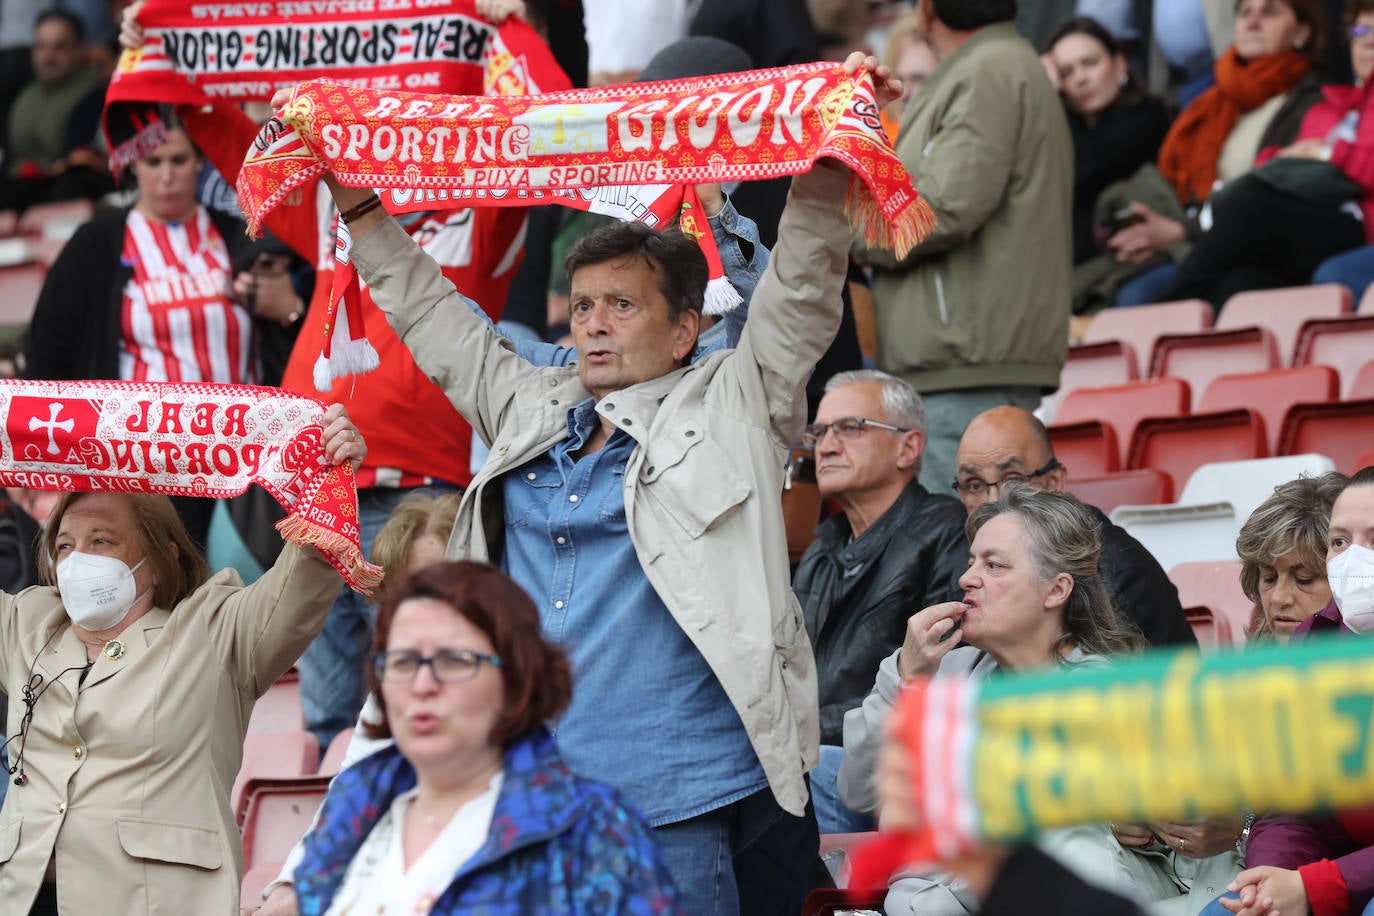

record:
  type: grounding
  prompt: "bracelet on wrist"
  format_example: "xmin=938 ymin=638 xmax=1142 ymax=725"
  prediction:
xmin=339 ymin=193 xmax=383 ymax=224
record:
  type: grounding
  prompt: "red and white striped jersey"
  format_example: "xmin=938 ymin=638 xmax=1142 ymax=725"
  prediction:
xmin=119 ymin=207 xmax=252 ymax=384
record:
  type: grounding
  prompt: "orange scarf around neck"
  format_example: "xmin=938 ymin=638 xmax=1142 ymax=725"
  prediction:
xmin=1157 ymin=47 xmax=1310 ymax=205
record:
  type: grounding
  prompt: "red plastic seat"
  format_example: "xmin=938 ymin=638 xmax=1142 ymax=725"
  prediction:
xmin=1056 ymin=377 xmax=1191 ymax=468
xmin=1169 ymin=560 xmax=1253 ymax=645
xmin=1351 ymin=361 xmax=1374 ymax=400
xmin=239 ymin=775 xmax=331 ymax=870
xmin=1151 ymin=327 xmax=1280 ymax=409
xmin=1278 ymin=400 xmax=1374 ymax=472
xmin=0 ymin=210 xmax=17 ymax=237
xmin=1217 ymin=283 xmax=1351 ymax=366
xmin=0 ymin=263 xmax=47 ymax=326
xmin=318 ymin=727 xmax=354 ymax=776
xmin=1047 ymin=421 xmax=1119 ymax=475
xmin=1127 ymin=409 xmax=1268 ymax=495
xmin=241 ymin=860 xmax=285 ymax=911
xmin=1352 ymin=449 xmax=1374 ymax=474
xmin=1185 ymin=606 xmax=1237 ymax=651
xmin=1199 ymin=365 xmax=1338 ymax=453
xmin=17 ymin=198 xmax=93 ymax=238
xmin=1060 ymin=339 xmax=1139 ymax=395
xmin=1082 ymin=299 xmax=1213 ymax=377
xmin=1359 ymin=283 xmax=1374 ymax=314
xmin=232 ymin=730 xmax=319 ymax=824
xmin=1063 ymin=468 xmax=1172 ymax=515
xmin=1292 ymin=316 xmax=1374 ymax=397
xmin=249 ymin=669 xmax=303 ymax=734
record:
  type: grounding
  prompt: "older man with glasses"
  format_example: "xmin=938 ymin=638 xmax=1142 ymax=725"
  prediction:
xmin=952 ymin=405 xmax=1196 ymax=647
xmin=791 ymin=369 xmax=968 ymax=834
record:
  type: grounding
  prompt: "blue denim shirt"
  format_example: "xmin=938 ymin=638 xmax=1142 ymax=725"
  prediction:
xmin=501 ymin=398 xmax=767 ymax=825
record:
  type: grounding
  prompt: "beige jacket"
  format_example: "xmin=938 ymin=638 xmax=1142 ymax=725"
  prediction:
xmin=0 ymin=543 xmax=340 ymax=915
xmin=350 ymin=167 xmax=852 ymax=816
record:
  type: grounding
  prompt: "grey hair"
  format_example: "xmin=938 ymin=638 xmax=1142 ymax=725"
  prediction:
xmin=824 ymin=369 xmax=928 ymax=437
xmin=1236 ymin=472 xmax=1346 ymax=616
xmin=967 ymin=484 xmax=1144 ymax=660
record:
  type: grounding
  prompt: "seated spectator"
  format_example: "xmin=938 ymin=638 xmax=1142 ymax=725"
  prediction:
xmin=1106 ymin=0 xmax=1326 ymax=307
xmin=23 ymin=111 xmax=303 ymax=549
xmin=0 ymin=10 xmax=108 ymax=212
xmin=1044 ymin=16 xmax=1171 ymax=267
xmin=0 ymin=410 xmax=362 ymax=916
xmin=1236 ymin=471 xmax=1346 ymax=642
xmin=1165 ymin=0 xmax=1374 ymax=309
xmin=954 ymin=406 xmax=1196 ymax=646
xmin=792 ymin=370 xmax=967 ymax=834
xmin=880 ymin=7 xmax=939 ymax=138
xmin=839 ymin=484 xmax=1146 ymax=914
xmin=1204 ymin=465 xmax=1374 ymax=916
xmin=293 ymin=561 xmax=681 ymax=914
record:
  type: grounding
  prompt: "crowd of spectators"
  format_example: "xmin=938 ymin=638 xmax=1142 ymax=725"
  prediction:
xmin=2 ymin=0 xmax=1374 ymax=915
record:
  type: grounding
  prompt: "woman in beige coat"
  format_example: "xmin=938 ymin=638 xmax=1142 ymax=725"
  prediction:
xmin=0 ymin=404 xmax=365 ymax=916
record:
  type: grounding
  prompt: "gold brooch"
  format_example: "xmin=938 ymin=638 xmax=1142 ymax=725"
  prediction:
xmin=102 ymin=640 xmax=125 ymax=660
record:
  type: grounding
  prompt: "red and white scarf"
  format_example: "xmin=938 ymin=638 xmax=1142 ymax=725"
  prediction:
xmin=0 ymin=380 xmax=382 ymax=592
xmin=103 ymin=0 xmax=566 ymax=168
xmin=239 ymin=65 xmax=936 ymax=386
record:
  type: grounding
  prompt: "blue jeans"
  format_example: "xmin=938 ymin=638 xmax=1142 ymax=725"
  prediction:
xmin=1116 ymin=262 xmax=1179 ymax=307
xmin=297 ymin=486 xmax=453 ymax=751
xmin=811 ymin=745 xmax=876 ymax=835
xmin=1313 ymin=244 xmax=1374 ymax=303
xmin=654 ymin=783 xmax=831 ymax=916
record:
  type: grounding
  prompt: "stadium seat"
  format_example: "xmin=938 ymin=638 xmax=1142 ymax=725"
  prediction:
xmin=1062 ymin=339 xmax=1140 ymax=391
xmin=1111 ymin=501 xmax=1239 ymax=573
xmin=1217 ymin=283 xmax=1351 ymax=366
xmin=233 ymin=730 xmax=319 ymax=823
xmin=0 ymin=262 xmax=47 ymax=326
xmin=249 ymin=669 xmax=303 ymax=734
xmin=1056 ymin=377 xmax=1190 ymax=468
xmin=318 ymin=727 xmax=354 ymax=776
xmin=1082 ymin=298 xmax=1213 ymax=377
xmin=1168 ymin=560 xmax=1253 ymax=645
xmin=1278 ymin=400 xmax=1374 ymax=473
xmin=17 ymin=198 xmax=93 ymax=239
xmin=1047 ymin=420 xmax=1120 ymax=474
xmin=239 ymin=775 xmax=331 ymax=870
xmin=1359 ymin=283 xmax=1374 ymax=314
xmin=1199 ymin=366 xmax=1338 ymax=453
xmin=1151 ymin=327 xmax=1280 ymax=409
xmin=783 ymin=447 xmax=821 ymax=564
xmin=240 ymin=861 xmax=284 ymax=912
xmin=1179 ymin=454 xmax=1338 ymax=526
xmin=1127 ymin=409 xmax=1267 ymax=495
xmin=23 ymin=237 xmax=66 ymax=269
xmin=0 ymin=210 xmax=17 ymax=237
xmin=1353 ymin=449 xmax=1374 ymax=474
xmin=1351 ymin=361 xmax=1374 ymax=400
xmin=1063 ymin=468 xmax=1172 ymax=515
xmin=1293 ymin=316 xmax=1374 ymax=397
xmin=1185 ymin=606 xmax=1236 ymax=652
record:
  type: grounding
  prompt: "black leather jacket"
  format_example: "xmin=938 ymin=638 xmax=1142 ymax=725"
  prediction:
xmin=793 ymin=480 xmax=967 ymax=745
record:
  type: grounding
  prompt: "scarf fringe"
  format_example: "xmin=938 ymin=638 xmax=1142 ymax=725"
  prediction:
xmin=845 ymin=175 xmax=938 ymax=261
xmin=276 ymin=512 xmax=384 ymax=595
xmin=703 ymin=275 xmax=743 ymax=317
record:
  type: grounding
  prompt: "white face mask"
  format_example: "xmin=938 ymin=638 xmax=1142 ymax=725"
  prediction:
xmin=57 ymin=552 xmax=150 ymax=632
xmin=1328 ymin=543 xmax=1374 ymax=634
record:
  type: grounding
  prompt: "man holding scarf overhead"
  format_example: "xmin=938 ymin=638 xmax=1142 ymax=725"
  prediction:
xmin=281 ymin=52 xmax=905 ymax=916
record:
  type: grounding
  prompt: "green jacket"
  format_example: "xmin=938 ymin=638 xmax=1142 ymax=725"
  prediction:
xmin=857 ymin=23 xmax=1072 ymax=394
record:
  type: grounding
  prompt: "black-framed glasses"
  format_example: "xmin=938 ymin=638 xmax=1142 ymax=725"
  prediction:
xmin=801 ymin=416 xmax=911 ymax=449
xmin=373 ymin=649 xmax=503 ymax=684
xmin=951 ymin=458 xmax=1063 ymax=497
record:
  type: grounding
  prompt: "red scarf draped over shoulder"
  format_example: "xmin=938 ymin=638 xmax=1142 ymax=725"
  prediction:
xmin=1157 ymin=47 xmax=1310 ymax=204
